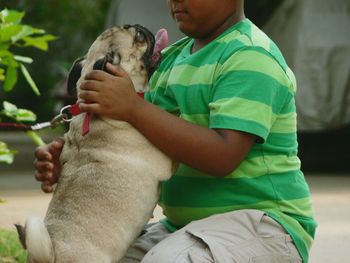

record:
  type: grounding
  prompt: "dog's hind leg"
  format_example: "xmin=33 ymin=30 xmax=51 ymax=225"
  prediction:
xmin=16 ymin=216 xmax=54 ymax=263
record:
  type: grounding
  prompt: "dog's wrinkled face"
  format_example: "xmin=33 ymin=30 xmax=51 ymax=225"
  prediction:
xmin=67 ymin=24 xmax=156 ymax=96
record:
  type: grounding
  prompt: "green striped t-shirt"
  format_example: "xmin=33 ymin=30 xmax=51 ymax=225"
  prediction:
xmin=145 ymin=19 xmax=317 ymax=263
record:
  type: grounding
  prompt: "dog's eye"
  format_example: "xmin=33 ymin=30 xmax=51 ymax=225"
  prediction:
xmin=135 ymin=31 xmax=145 ymax=43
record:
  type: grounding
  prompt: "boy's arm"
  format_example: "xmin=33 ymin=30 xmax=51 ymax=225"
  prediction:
xmin=128 ymin=98 xmax=255 ymax=177
xmin=79 ymin=64 xmax=255 ymax=177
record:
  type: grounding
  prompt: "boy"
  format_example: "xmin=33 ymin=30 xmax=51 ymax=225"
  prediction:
xmin=34 ymin=0 xmax=316 ymax=262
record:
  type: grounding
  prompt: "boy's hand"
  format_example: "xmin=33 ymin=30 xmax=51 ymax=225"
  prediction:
xmin=79 ymin=63 xmax=140 ymax=122
xmin=34 ymin=138 xmax=64 ymax=193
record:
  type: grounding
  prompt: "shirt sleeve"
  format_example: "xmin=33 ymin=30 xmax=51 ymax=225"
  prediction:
xmin=209 ymin=47 xmax=290 ymax=143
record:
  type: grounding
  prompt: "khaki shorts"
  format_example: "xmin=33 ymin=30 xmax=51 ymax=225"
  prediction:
xmin=119 ymin=209 xmax=302 ymax=263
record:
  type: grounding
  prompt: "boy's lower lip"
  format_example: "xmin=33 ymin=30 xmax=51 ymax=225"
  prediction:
xmin=173 ymin=11 xmax=187 ymax=20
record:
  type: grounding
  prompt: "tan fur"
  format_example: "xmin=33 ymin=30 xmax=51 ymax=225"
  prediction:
xmin=22 ymin=26 xmax=174 ymax=263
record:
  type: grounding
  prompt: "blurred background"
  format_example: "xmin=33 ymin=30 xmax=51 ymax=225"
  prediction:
xmin=0 ymin=1 xmax=349 ymax=262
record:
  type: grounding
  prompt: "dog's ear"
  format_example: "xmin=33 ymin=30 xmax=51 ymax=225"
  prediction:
xmin=67 ymin=57 xmax=85 ymax=96
xmin=93 ymin=52 xmax=118 ymax=72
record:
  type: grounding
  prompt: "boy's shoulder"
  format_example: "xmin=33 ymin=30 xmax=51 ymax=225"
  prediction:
xmin=229 ymin=19 xmax=289 ymax=71
xmin=218 ymin=19 xmax=296 ymax=90
xmin=220 ymin=19 xmax=295 ymax=83
xmin=217 ymin=20 xmax=283 ymax=57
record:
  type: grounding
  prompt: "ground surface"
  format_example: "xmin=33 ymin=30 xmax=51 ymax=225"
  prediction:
xmin=0 ymin=172 xmax=349 ymax=263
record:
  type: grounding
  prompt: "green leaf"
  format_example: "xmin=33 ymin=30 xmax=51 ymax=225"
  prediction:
xmin=0 ymin=9 xmax=25 ymax=24
xmin=0 ymin=229 xmax=28 ymax=261
xmin=20 ymin=63 xmax=40 ymax=95
xmin=0 ymin=141 xmax=16 ymax=164
xmin=0 ymin=152 xmax=14 ymax=164
xmin=32 ymin=27 xmax=46 ymax=34
xmin=0 ymin=42 xmax=10 ymax=52
xmin=16 ymin=108 xmax=37 ymax=122
xmin=22 ymin=34 xmax=57 ymax=51
xmin=14 ymin=55 xmax=33 ymax=64
xmin=2 ymin=101 xmax=18 ymax=112
xmin=0 ymin=50 xmax=12 ymax=58
xmin=2 ymin=101 xmax=37 ymax=122
xmin=3 ymin=101 xmax=18 ymax=115
xmin=0 ymin=50 xmax=19 ymax=67
xmin=3 ymin=66 xmax=17 ymax=92
xmin=11 ymin=25 xmax=34 ymax=43
xmin=0 ymin=68 xmax=4 ymax=81
xmin=0 ymin=24 xmax=22 ymax=42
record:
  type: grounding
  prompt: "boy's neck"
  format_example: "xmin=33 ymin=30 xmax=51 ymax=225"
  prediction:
xmin=192 ymin=13 xmax=245 ymax=53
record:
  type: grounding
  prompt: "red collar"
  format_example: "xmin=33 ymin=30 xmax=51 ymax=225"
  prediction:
xmin=67 ymin=92 xmax=145 ymax=136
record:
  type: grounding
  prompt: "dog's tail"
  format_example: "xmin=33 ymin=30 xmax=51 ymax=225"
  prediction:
xmin=15 ymin=216 xmax=54 ymax=263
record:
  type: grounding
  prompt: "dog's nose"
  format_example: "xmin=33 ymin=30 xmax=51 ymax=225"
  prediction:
xmin=93 ymin=52 xmax=116 ymax=71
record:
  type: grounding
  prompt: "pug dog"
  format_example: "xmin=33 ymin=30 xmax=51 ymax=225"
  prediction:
xmin=16 ymin=25 xmax=173 ymax=263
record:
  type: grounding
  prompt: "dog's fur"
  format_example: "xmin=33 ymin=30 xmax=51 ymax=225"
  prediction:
xmin=16 ymin=25 xmax=174 ymax=263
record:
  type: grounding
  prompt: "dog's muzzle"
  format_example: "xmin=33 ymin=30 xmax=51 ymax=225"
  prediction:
xmin=123 ymin=24 xmax=156 ymax=77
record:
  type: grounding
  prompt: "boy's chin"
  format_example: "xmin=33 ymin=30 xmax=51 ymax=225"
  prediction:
xmin=177 ymin=25 xmax=200 ymax=39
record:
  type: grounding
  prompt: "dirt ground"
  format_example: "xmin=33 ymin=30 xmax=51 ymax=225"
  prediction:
xmin=0 ymin=172 xmax=349 ymax=263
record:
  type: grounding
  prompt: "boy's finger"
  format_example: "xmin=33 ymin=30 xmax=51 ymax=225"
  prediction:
xmin=49 ymin=139 xmax=65 ymax=158
xmin=34 ymin=146 xmax=52 ymax=161
xmin=106 ymin=63 xmax=128 ymax=78
xmin=35 ymin=171 xmax=47 ymax=182
xmin=52 ymin=138 xmax=65 ymax=148
xmin=46 ymin=172 xmax=58 ymax=184
xmin=84 ymin=70 xmax=108 ymax=81
xmin=35 ymin=170 xmax=53 ymax=182
xmin=41 ymin=181 xmax=54 ymax=193
xmin=79 ymin=90 xmax=99 ymax=102
xmin=34 ymin=161 xmax=53 ymax=174
xmin=79 ymin=103 xmax=101 ymax=114
xmin=79 ymin=79 xmax=102 ymax=91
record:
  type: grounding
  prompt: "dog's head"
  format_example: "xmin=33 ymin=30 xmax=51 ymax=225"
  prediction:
xmin=67 ymin=24 xmax=161 ymax=96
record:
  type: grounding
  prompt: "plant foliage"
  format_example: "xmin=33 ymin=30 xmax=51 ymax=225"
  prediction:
xmin=0 ymin=8 xmax=55 ymax=163
xmin=0 ymin=229 xmax=26 ymax=263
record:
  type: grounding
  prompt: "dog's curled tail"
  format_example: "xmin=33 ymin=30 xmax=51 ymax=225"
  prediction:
xmin=15 ymin=216 xmax=54 ymax=263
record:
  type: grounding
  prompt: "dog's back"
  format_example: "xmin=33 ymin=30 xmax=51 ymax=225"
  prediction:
xmin=18 ymin=25 xmax=173 ymax=263
xmin=50 ymin=117 xmax=172 ymax=262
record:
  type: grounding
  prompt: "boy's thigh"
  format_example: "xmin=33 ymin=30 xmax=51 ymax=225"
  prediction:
xmin=141 ymin=209 xmax=302 ymax=263
xmin=119 ymin=222 xmax=171 ymax=263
